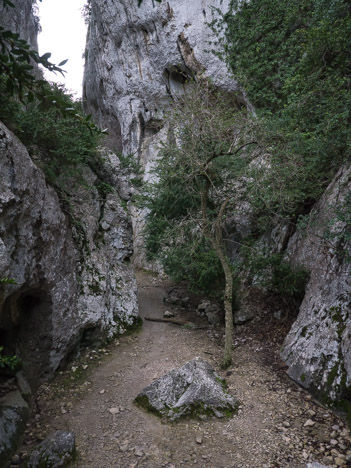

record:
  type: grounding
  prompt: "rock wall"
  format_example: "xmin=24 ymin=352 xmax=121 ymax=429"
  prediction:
xmin=83 ymin=0 xmax=240 ymax=267
xmin=282 ymin=166 xmax=351 ymax=402
xmin=0 ymin=123 xmax=138 ymax=389
xmin=0 ymin=0 xmax=39 ymax=50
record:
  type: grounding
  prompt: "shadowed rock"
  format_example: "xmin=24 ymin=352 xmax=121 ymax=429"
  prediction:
xmin=28 ymin=431 xmax=75 ymax=468
xmin=0 ymin=391 xmax=30 ymax=468
xmin=135 ymin=357 xmax=238 ymax=421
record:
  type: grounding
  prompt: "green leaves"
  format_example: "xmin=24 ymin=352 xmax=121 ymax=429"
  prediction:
xmin=0 ymin=346 xmax=22 ymax=373
xmin=0 ymin=25 xmax=67 ymax=103
xmin=141 ymin=82 xmax=256 ymax=294
xmin=0 ymin=80 xmax=103 ymax=196
xmin=216 ymin=0 xmax=351 ymax=233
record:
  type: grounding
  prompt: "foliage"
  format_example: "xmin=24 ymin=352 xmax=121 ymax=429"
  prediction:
xmin=243 ymin=250 xmax=309 ymax=300
xmin=142 ymin=82 xmax=256 ymax=287
xmin=0 ymin=0 xmax=104 ymax=134
xmin=0 ymin=346 xmax=22 ymax=373
xmin=214 ymin=0 xmax=351 ymax=228
xmin=141 ymin=81 xmax=258 ymax=367
xmin=0 ymin=80 xmax=102 ymax=194
xmin=0 ymin=0 xmax=67 ymax=100
xmin=0 ymin=277 xmax=16 ymax=285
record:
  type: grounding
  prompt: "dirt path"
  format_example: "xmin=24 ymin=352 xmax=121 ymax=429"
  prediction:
xmin=18 ymin=272 xmax=351 ymax=468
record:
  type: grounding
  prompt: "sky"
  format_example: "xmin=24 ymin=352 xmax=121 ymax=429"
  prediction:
xmin=37 ymin=0 xmax=87 ymax=98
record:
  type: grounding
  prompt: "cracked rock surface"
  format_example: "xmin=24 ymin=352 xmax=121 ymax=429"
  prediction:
xmin=135 ymin=357 xmax=238 ymax=421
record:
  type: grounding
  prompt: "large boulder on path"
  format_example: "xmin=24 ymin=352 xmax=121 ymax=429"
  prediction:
xmin=135 ymin=357 xmax=238 ymax=421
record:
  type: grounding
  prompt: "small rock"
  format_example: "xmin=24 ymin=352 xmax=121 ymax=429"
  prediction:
xmin=99 ymin=389 xmax=105 ymax=394
xmin=282 ymin=421 xmax=290 ymax=428
xmin=334 ymin=458 xmax=344 ymax=466
xmin=196 ymin=437 xmax=203 ymax=445
xmin=304 ymin=419 xmax=316 ymax=427
xmin=134 ymin=447 xmax=143 ymax=457
xmin=330 ymin=439 xmax=338 ymax=446
xmin=163 ymin=311 xmax=175 ymax=318
xmin=307 ymin=463 xmax=332 ymax=468
xmin=108 ymin=407 xmax=120 ymax=415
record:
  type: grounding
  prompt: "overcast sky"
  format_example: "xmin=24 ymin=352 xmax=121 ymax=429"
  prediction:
xmin=37 ymin=0 xmax=87 ymax=98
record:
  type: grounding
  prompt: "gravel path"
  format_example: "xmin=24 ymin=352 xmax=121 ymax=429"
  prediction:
xmin=17 ymin=272 xmax=351 ymax=468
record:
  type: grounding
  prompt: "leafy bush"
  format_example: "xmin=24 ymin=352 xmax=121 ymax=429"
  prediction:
xmin=215 ymin=0 xmax=351 ymax=225
xmin=244 ymin=250 xmax=309 ymax=301
xmin=0 ymin=346 xmax=22 ymax=373
xmin=0 ymin=80 xmax=102 ymax=194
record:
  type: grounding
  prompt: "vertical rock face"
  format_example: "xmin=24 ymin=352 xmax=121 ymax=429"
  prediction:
xmin=84 ymin=0 xmax=237 ymax=154
xmin=0 ymin=124 xmax=139 ymax=388
xmin=0 ymin=0 xmax=139 ymax=388
xmin=0 ymin=0 xmax=39 ymax=50
xmin=282 ymin=166 xmax=351 ymax=401
xmin=83 ymin=0 xmax=238 ymax=266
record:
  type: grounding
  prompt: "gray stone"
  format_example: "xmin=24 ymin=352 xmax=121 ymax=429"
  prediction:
xmin=83 ymin=0 xmax=244 ymax=268
xmin=28 ymin=431 xmax=75 ymax=468
xmin=282 ymin=165 xmax=351 ymax=401
xmin=0 ymin=390 xmax=30 ymax=468
xmin=0 ymin=123 xmax=139 ymax=390
xmin=163 ymin=311 xmax=175 ymax=318
xmin=307 ymin=463 xmax=332 ymax=468
xmin=135 ymin=357 xmax=238 ymax=421
xmin=234 ymin=307 xmax=256 ymax=325
xmin=197 ymin=302 xmax=210 ymax=313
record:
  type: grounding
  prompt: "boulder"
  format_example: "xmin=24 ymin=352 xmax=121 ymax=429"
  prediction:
xmin=0 ymin=390 xmax=30 ymax=468
xmin=28 ymin=431 xmax=75 ymax=468
xmin=234 ymin=307 xmax=256 ymax=325
xmin=135 ymin=357 xmax=238 ymax=421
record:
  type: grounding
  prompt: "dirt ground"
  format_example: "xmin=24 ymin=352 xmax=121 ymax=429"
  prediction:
xmin=14 ymin=272 xmax=351 ymax=468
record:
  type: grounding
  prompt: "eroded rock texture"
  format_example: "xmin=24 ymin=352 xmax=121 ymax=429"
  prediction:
xmin=282 ymin=166 xmax=351 ymax=401
xmin=0 ymin=0 xmax=39 ymax=50
xmin=135 ymin=357 xmax=238 ymax=421
xmin=83 ymin=0 xmax=239 ymax=266
xmin=0 ymin=123 xmax=138 ymax=389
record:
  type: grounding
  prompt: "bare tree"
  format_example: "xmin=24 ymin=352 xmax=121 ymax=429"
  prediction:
xmin=143 ymin=81 xmax=257 ymax=367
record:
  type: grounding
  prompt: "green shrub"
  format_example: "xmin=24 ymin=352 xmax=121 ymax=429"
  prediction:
xmin=0 ymin=346 xmax=22 ymax=374
xmin=244 ymin=250 xmax=309 ymax=300
xmin=0 ymin=80 xmax=102 ymax=194
xmin=214 ymin=0 xmax=351 ymax=226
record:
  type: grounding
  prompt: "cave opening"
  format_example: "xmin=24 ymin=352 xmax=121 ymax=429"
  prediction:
xmin=0 ymin=288 xmax=53 ymax=391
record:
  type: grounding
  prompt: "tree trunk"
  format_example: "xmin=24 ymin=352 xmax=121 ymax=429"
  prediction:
xmin=216 ymin=246 xmax=234 ymax=369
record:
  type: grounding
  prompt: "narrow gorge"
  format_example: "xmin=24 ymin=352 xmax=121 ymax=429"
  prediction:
xmin=0 ymin=0 xmax=350 ymax=467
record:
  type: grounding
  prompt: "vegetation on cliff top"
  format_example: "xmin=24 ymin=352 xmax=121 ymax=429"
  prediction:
xmin=216 ymin=0 xmax=351 ymax=216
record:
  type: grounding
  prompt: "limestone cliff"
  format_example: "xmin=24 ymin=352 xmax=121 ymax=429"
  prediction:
xmin=0 ymin=123 xmax=139 ymax=388
xmin=282 ymin=166 xmax=351 ymax=402
xmin=83 ymin=0 xmax=239 ymax=266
